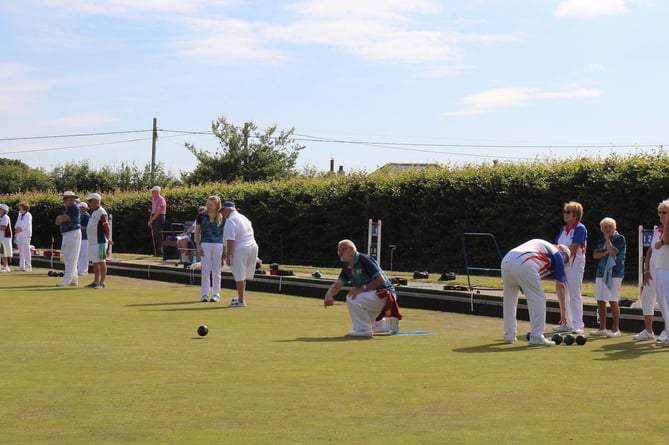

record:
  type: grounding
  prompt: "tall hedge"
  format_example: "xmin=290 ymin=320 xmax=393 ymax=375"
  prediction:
xmin=2 ymin=153 xmax=667 ymax=278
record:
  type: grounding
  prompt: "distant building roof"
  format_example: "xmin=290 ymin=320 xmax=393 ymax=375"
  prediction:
xmin=373 ymin=163 xmax=441 ymax=174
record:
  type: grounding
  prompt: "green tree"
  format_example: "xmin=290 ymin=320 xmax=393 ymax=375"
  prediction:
xmin=0 ymin=158 xmax=54 ymax=193
xmin=183 ymin=116 xmax=304 ymax=184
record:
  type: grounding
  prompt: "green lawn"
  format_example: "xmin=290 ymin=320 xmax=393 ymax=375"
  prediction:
xmin=1 ymin=269 xmax=664 ymax=444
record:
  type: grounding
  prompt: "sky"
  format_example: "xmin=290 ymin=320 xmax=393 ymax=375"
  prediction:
xmin=1 ymin=0 xmax=667 ymax=177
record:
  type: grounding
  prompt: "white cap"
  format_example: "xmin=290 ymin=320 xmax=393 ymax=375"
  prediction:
xmin=78 ymin=202 xmax=89 ymax=209
xmin=150 ymin=185 xmax=161 ymax=192
xmin=0 ymin=203 xmax=8 ymax=212
xmin=86 ymin=193 xmax=102 ymax=201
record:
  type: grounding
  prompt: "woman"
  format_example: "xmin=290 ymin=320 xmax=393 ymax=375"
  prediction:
xmin=195 ymin=196 xmax=224 ymax=302
xmin=591 ymin=217 xmax=626 ymax=338
xmin=651 ymin=199 xmax=669 ymax=346
xmin=554 ymin=201 xmax=587 ymax=335
xmin=14 ymin=201 xmax=33 ymax=272
xmin=0 ymin=203 xmax=13 ymax=272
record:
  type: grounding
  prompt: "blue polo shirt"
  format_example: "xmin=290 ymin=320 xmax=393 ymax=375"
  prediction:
xmin=59 ymin=203 xmax=81 ymax=233
xmin=337 ymin=252 xmax=395 ymax=292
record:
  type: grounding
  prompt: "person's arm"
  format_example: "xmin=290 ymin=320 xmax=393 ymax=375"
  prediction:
xmin=225 ymin=239 xmax=235 ymax=265
xmin=195 ymin=224 xmax=203 ymax=256
xmin=101 ymin=214 xmax=112 ymax=245
xmin=324 ymin=279 xmax=345 ymax=307
xmin=643 ymin=246 xmax=653 ymax=287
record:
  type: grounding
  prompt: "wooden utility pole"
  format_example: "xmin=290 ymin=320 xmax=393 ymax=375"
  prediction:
xmin=150 ymin=117 xmax=157 ymax=182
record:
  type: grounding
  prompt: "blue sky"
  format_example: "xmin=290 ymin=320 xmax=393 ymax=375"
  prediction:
xmin=1 ymin=0 xmax=666 ymax=176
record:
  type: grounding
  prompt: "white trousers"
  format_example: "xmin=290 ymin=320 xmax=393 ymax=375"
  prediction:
xmin=502 ymin=257 xmax=548 ymax=340
xmin=200 ymin=243 xmax=223 ymax=297
xmin=16 ymin=235 xmax=31 ymax=270
xmin=564 ymin=264 xmax=585 ymax=330
xmin=78 ymin=240 xmax=89 ymax=274
xmin=346 ymin=290 xmax=388 ymax=333
xmin=653 ymin=269 xmax=669 ymax=327
xmin=60 ymin=230 xmax=81 ymax=285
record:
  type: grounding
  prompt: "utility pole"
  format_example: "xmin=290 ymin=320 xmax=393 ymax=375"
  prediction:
xmin=150 ymin=117 xmax=157 ymax=182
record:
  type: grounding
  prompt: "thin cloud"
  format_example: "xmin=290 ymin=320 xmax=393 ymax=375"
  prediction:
xmin=556 ymin=0 xmax=629 ymax=18
xmin=446 ymin=87 xmax=603 ymax=116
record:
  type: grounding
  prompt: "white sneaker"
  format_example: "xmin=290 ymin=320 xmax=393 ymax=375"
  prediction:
xmin=200 ymin=295 xmax=209 ymax=303
xmin=229 ymin=298 xmax=246 ymax=307
xmin=657 ymin=339 xmax=669 ymax=347
xmin=657 ymin=330 xmax=668 ymax=343
xmin=590 ymin=329 xmax=608 ymax=337
xmin=56 ymin=281 xmax=69 ymax=287
xmin=573 ymin=329 xmax=584 ymax=335
xmin=607 ymin=330 xmax=621 ymax=338
xmin=633 ymin=329 xmax=655 ymax=341
xmin=528 ymin=335 xmax=556 ymax=346
xmin=346 ymin=330 xmax=373 ymax=338
xmin=211 ymin=295 xmax=220 ymax=303
xmin=0 ymin=267 xmax=11 ymax=272
xmin=505 ymin=337 xmax=517 ymax=344
xmin=553 ymin=325 xmax=573 ymax=333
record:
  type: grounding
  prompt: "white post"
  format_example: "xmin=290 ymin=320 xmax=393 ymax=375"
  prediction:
xmin=639 ymin=225 xmax=643 ymax=300
xmin=376 ymin=219 xmax=382 ymax=266
xmin=367 ymin=219 xmax=373 ymax=256
xmin=107 ymin=214 xmax=113 ymax=261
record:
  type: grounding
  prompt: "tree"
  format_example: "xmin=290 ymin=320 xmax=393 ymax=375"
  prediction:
xmin=183 ymin=116 xmax=304 ymax=184
xmin=0 ymin=158 xmax=54 ymax=193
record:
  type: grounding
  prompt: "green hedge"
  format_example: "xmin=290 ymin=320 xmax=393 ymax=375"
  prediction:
xmin=2 ymin=153 xmax=667 ymax=277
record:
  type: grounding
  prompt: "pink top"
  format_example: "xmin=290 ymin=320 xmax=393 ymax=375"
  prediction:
xmin=152 ymin=195 xmax=166 ymax=215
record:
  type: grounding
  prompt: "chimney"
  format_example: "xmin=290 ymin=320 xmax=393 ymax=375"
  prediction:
xmin=330 ymin=158 xmax=335 ymax=172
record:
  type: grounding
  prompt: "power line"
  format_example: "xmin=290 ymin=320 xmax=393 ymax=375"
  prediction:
xmin=0 ymin=129 xmax=151 ymax=142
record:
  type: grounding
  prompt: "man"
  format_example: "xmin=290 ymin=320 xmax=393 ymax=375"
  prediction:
xmin=55 ymin=191 xmax=81 ymax=287
xmin=502 ymin=239 xmax=570 ymax=346
xmin=323 ymin=239 xmax=402 ymax=337
xmin=148 ymin=185 xmax=166 ymax=256
xmin=84 ymin=193 xmax=112 ymax=289
xmin=220 ymin=201 xmax=258 ymax=307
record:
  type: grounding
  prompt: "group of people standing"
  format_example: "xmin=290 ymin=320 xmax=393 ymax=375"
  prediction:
xmin=56 ymin=191 xmax=112 ymax=289
xmin=504 ymin=199 xmax=669 ymax=346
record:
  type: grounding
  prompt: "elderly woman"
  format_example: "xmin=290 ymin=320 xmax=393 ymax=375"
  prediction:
xmin=591 ymin=217 xmax=626 ymax=338
xmin=14 ymin=201 xmax=33 ymax=272
xmin=651 ymin=200 xmax=669 ymax=346
xmin=554 ymin=201 xmax=587 ymax=335
xmin=0 ymin=203 xmax=12 ymax=272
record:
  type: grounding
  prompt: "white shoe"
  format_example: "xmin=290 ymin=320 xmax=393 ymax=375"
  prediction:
xmin=229 ymin=298 xmax=246 ymax=307
xmin=211 ymin=295 xmax=220 ymax=303
xmin=505 ymin=337 xmax=517 ymax=344
xmin=528 ymin=335 xmax=556 ymax=346
xmin=633 ymin=329 xmax=655 ymax=341
xmin=606 ymin=330 xmax=621 ymax=338
xmin=553 ymin=325 xmax=573 ymax=333
xmin=590 ymin=329 xmax=607 ymax=337
xmin=56 ymin=281 xmax=69 ymax=287
xmin=657 ymin=330 xmax=668 ymax=343
xmin=572 ymin=329 xmax=584 ymax=335
xmin=346 ymin=330 xmax=373 ymax=338
xmin=0 ymin=267 xmax=11 ymax=272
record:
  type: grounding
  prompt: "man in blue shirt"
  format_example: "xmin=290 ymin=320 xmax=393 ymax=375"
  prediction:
xmin=55 ymin=191 xmax=81 ymax=287
xmin=324 ymin=239 xmax=401 ymax=337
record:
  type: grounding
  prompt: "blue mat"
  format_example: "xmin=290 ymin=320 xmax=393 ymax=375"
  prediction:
xmin=393 ymin=331 xmax=437 ymax=336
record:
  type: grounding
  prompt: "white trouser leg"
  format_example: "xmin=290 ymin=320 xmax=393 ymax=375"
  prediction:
xmin=200 ymin=243 xmax=217 ymax=296
xmin=78 ymin=241 xmax=89 ymax=274
xmin=61 ymin=230 xmax=81 ymax=284
xmin=502 ymin=260 xmax=520 ymax=341
xmin=566 ymin=266 xmax=585 ymax=330
xmin=17 ymin=236 xmax=31 ymax=269
xmin=346 ymin=290 xmax=388 ymax=333
xmin=654 ymin=269 xmax=669 ymax=330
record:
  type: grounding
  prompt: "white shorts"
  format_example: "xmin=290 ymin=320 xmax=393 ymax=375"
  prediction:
xmin=88 ymin=242 xmax=108 ymax=263
xmin=595 ymin=277 xmax=622 ymax=302
xmin=0 ymin=237 xmax=12 ymax=258
xmin=230 ymin=243 xmax=259 ymax=281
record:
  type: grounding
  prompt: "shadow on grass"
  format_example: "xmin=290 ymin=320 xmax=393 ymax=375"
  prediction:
xmin=1 ymin=285 xmax=71 ymax=290
xmin=452 ymin=341 xmax=542 ymax=353
xmin=274 ymin=336 xmax=373 ymax=343
xmin=589 ymin=339 xmax=669 ymax=361
xmin=126 ymin=301 xmax=200 ymax=307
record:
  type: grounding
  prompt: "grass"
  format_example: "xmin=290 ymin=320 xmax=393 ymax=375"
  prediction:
xmin=2 ymin=268 xmax=662 ymax=444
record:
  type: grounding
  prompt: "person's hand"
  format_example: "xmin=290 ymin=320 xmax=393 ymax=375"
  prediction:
xmin=643 ymin=271 xmax=653 ymax=287
xmin=324 ymin=295 xmax=334 ymax=308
